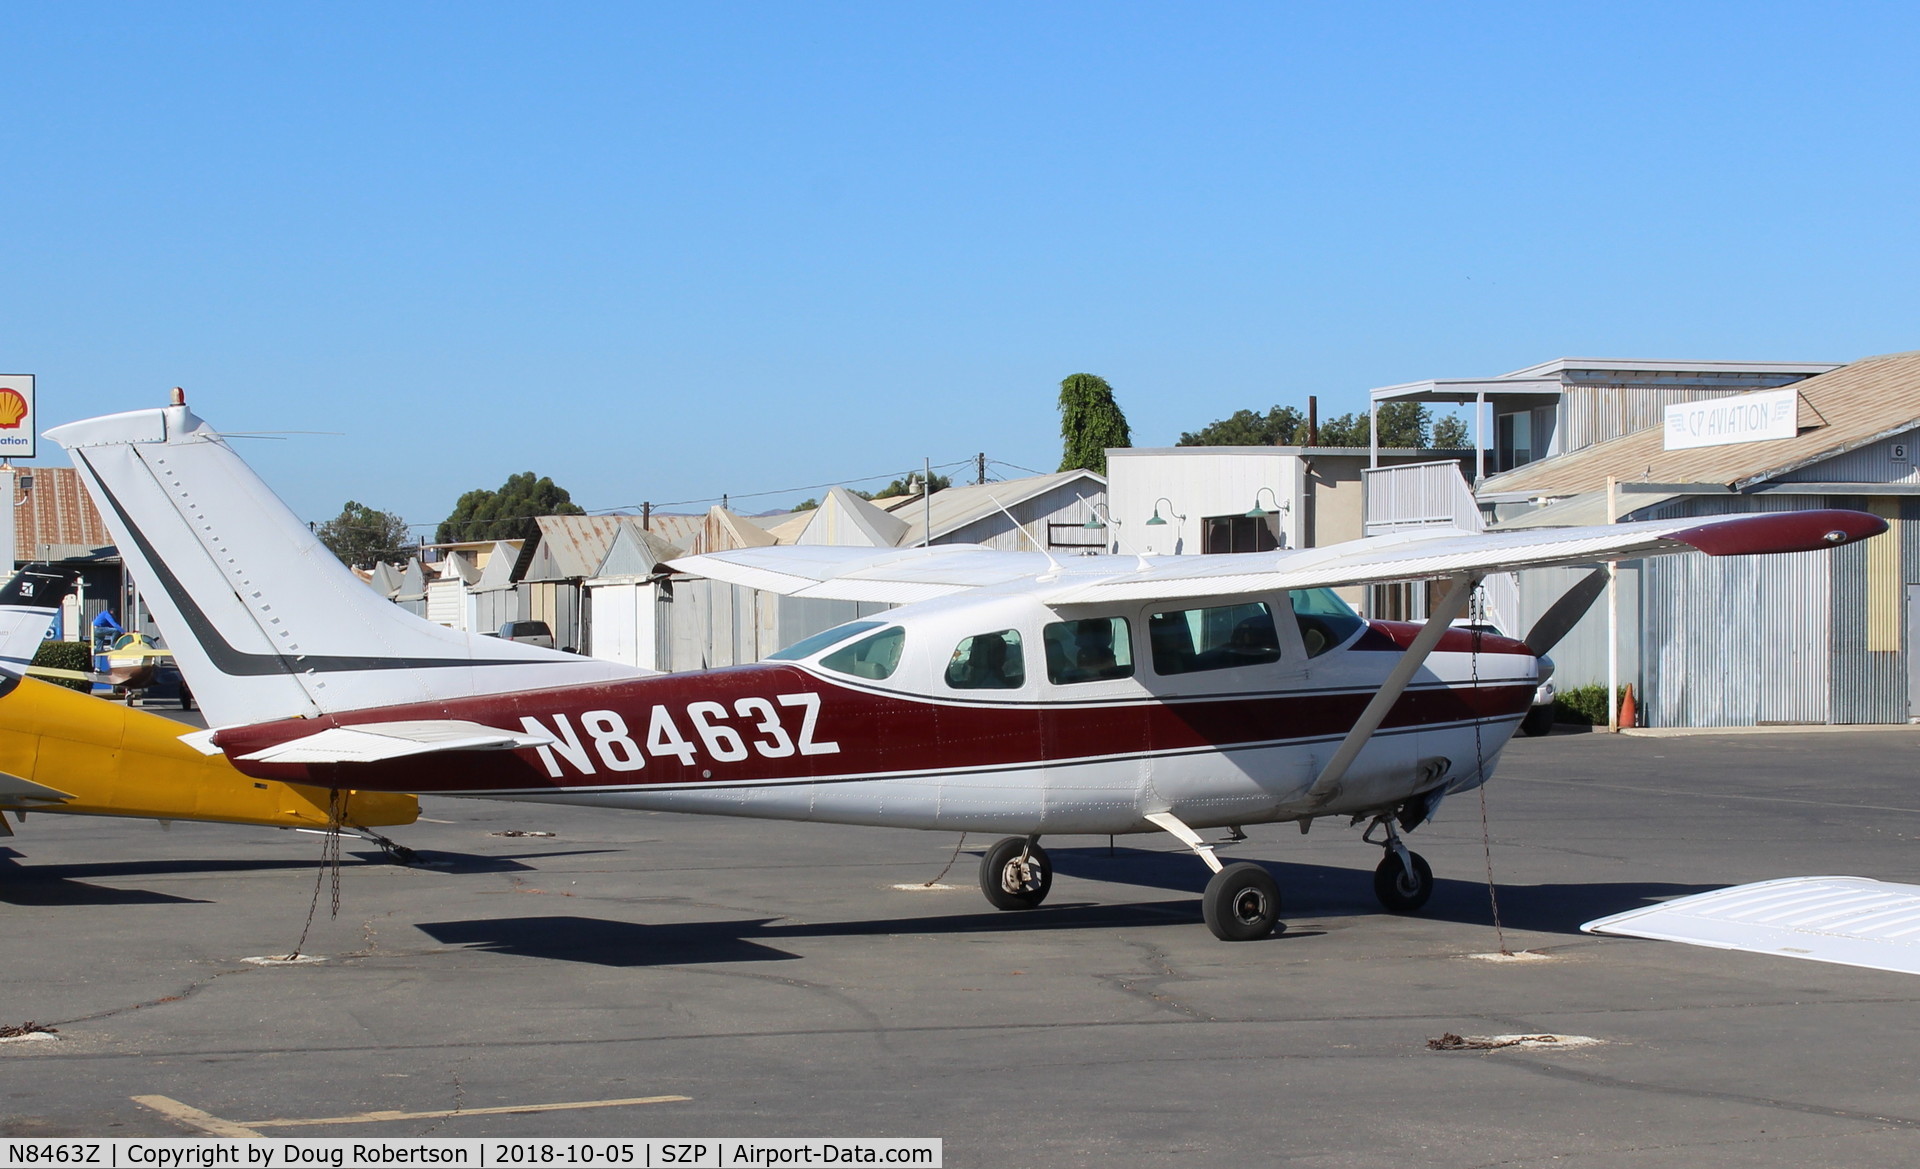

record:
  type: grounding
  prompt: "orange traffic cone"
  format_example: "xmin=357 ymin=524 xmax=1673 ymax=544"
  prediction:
xmin=1618 ymin=684 xmax=1637 ymax=729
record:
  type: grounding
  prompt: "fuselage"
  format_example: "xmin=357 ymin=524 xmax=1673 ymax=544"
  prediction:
xmin=213 ymin=589 xmax=1540 ymax=838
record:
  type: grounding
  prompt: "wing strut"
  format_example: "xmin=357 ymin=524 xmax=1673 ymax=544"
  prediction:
xmin=1305 ymin=574 xmax=1480 ymax=808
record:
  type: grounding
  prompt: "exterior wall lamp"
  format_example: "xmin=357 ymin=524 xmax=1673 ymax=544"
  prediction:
xmin=1144 ymin=497 xmax=1185 ymax=527
xmin=1246 ymin=487 xmax=1288 ymax=519
xmin=1082 ymin=502 xmax=1119 ymax=531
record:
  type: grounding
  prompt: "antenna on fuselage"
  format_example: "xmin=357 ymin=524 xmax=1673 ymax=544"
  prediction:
xmin=985 ymin=493 xmax=1064 ymax=580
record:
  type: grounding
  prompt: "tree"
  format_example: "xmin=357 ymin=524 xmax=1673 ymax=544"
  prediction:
xmin=1057 ymin=373 xmax=1131 ymax=476
xmin=1316 ymin=402 xmax=1432 ymax=448
xmin=1177 ymin=405 xmax=1306 ymax=447
xmin=1432 ymin=413 xmax=1470 ymax=448
xmin=435 ymin=472 xmax=585 ymax=544
xmin=873 ymin=471 xmax=951 ymax=499
xmin=316 ymin=500 xmax=411 ymax=568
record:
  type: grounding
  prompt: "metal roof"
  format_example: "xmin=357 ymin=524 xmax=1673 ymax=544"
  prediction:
xmin=523 ymin=515 xmax=632 ymax=581
xmin=594 ymin=520 xmax=683 ymax=577
xmin=796 ymin=486 xmax=910 ymax=547
xmin=882 ymin=470 xmax=1106 ymax=545
xmin=1371 ymin=358 xmax=1842 ymax=405
xmin=13 ymin=467 xmax=112 ymax=562
xmin=1480 ymin=351 xmax=1920 ymax=497
xmin=1501 ymin=357 xmax=1841 ymax=380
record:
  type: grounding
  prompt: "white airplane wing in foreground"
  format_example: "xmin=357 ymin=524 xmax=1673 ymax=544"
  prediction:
xmin=670 ymin=510 xmax=1888 ymax=605
xmin=1584 ymin=877 xmax=1920 ymax=978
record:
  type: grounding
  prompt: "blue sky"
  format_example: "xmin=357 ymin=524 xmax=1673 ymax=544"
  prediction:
xmin=5 ymin=2 xmax=1918 ymax=531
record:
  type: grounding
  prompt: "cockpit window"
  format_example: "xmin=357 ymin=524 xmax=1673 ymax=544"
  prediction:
xmin=767 ymin=621 xmax=885 ymax=662
xmin=1288 ymin=588 xmax=1366 ymax=658
xmin=1149 ymin=602 xmax=1281 ymax=675
xmin=944 ymin=630 xmax=1026 ymax=690
xmin=818 ymin=626 xmax=906 ymax=680
xmin=1042 ymin=617 xmax=1133 ymax=684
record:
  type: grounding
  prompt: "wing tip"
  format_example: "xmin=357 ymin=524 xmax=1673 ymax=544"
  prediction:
xmin=1670 ymin=509 xmax=1888 ymax=556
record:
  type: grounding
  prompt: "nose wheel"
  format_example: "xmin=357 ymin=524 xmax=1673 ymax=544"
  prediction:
xmin=980 ymin=836 xmax=1052 ymax=910
xmin=1364 ymin=814 xmax=1434 ymax=913
xmin=1372 ymin=849 xmax=1433 ymax=912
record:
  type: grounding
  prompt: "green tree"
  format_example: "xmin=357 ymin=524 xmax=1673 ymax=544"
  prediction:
xmin=435 ymin=473 xmax=585 ymax=544
xmin=1057 ymin=373 xmax=1131 ymax=476
xmin=1315 ymin=402 xmax=1432 ymax=448
xmin=316 ymin=500 xmax=412 ymax=568
xmin=1177 ymin=405 xmax=1307 ymax=447
xmin=1432 ymin=413 xmax=1470 ymax=448
xmin=873 ymin=471 xmax=951 ymax=499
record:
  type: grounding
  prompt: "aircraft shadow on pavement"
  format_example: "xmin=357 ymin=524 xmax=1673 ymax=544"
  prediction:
xmin=404 ymin=851 xmax=1722 ymax=967
xmin=1046 ymin=846 xmax=1720 ymax=935
xmin=402 ymin=849 xmax=605 ymax=875
xmin=413 ymin=900 xmax=1322 ymax=967
xmin=414 ymin=915 xmax=802 ymax=967
xmin=0 ymin=856 xmax=223 ymax=906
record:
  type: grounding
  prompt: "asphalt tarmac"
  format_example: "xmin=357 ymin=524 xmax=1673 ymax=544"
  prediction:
xmin=5 ymin=724 xmax=1919 ymax=1166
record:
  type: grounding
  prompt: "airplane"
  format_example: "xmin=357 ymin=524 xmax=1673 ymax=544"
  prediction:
xmin=48 ymin=393 xmax=1887 ymax=939
xmin=0 ymin=562 xmax=420 ymax=856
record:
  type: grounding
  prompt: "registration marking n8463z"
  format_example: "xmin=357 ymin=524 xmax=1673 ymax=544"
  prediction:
xmin=519 ymin=692 xmax=838 ymax=777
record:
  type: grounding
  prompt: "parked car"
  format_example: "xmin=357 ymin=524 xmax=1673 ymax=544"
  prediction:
xmin=1452 ymin=620 xmax=1556 ymax=736
xmin=497 ymin=620 xmax=555 ymax=649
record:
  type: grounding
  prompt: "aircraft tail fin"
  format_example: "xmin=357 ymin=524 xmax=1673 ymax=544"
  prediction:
xmin=0 ymin=564 xmax=76 ymax=677
xmin=48 ymin=399 xmax=646 ymax=728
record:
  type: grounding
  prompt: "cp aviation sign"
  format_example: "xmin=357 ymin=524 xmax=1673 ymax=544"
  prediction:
xmin=0 ymin=374 xmax=33 ymax=458
xmin=1664 ymin=386 xmax=1797 ymax=452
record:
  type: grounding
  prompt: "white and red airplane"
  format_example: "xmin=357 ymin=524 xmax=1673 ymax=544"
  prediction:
xmin=48 ymin=395 xmax=1887 ymax=940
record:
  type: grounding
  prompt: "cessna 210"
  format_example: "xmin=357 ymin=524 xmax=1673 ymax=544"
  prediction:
xmin=49 ymin=394 xmax=1886 ymax=939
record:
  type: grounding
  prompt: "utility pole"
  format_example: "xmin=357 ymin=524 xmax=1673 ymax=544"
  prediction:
xmin=1607 ymin=475 xmax=1619 ymax=733
xmin=976 ymin=453 xmax=986 ymax=485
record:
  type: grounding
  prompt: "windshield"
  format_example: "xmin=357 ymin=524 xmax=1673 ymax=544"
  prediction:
xmin=819 ymin=626 xmax=907 ymax=681
xmin=766 ymin=620 xmax=886 ymax=661
xmin=1288 ymin=588 xmax=1366 ymax=657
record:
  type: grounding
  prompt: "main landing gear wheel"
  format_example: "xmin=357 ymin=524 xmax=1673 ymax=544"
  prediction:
xmin=1373 ymin=850 xmax=1434 ymax=913
xmin=980 ymin=837 xmax=1052 ymax=910
xmin=1202 ymin=862 xmax=1282 ymax=941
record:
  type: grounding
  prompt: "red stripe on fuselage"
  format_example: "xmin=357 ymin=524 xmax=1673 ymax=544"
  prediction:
xmin=214 ymin=662 xmax=1535 ymax=795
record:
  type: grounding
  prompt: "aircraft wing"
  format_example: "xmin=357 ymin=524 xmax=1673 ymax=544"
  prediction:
xmin=670 ymin=510 xmax=1888 ymax=606
xmin=233 ymin=719 xmax=556 ymax=765
xmin=667 ymin=544 xmax=1057 ymax=603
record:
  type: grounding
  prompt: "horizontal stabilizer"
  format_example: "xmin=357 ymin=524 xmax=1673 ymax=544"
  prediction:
xmin=236 ymin=720 xmax=556 ymax=765
xmin=177 ymin=728 xmax=224 ymax=756
xmin=25 ymin=666 xmax=97 ymax=682
xmin=0 ymin=771 xmax=76 ymax=804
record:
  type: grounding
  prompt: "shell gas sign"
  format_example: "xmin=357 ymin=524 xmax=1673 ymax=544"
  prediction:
xmin=0 ymin=374 xmax=33 ymax=458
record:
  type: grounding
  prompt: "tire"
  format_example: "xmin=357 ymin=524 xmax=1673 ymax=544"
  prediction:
xmin=1373 ymin=850 xmax=1434 ymax=913
xmin=1519 ymin=704 xmax=1555 ymax=737
xmin=1202 ymin=862 xmax=1282 ymax=941
xmin=979 ymin=837 xmax=1051 ymax=910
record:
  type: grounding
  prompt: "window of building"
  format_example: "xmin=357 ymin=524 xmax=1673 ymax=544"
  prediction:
xmin=944 ymin=630 xmax=1027 ymax=690
xmin=1497 ymin=411 xmax=1534 ymax=470
xmin=819 ymin=626 xmax=907 ymax=680
xmin=1202 ymin=514 xmax=1281 ymax=554
xmin=1148 ymin=602 xmax=1282 ymax=675
xmin=1042 ymin=617 xmax=1134 ymax=684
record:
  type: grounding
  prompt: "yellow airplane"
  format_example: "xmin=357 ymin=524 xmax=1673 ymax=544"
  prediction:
xmin=0 ymin=565 xmax=418 ymax=856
